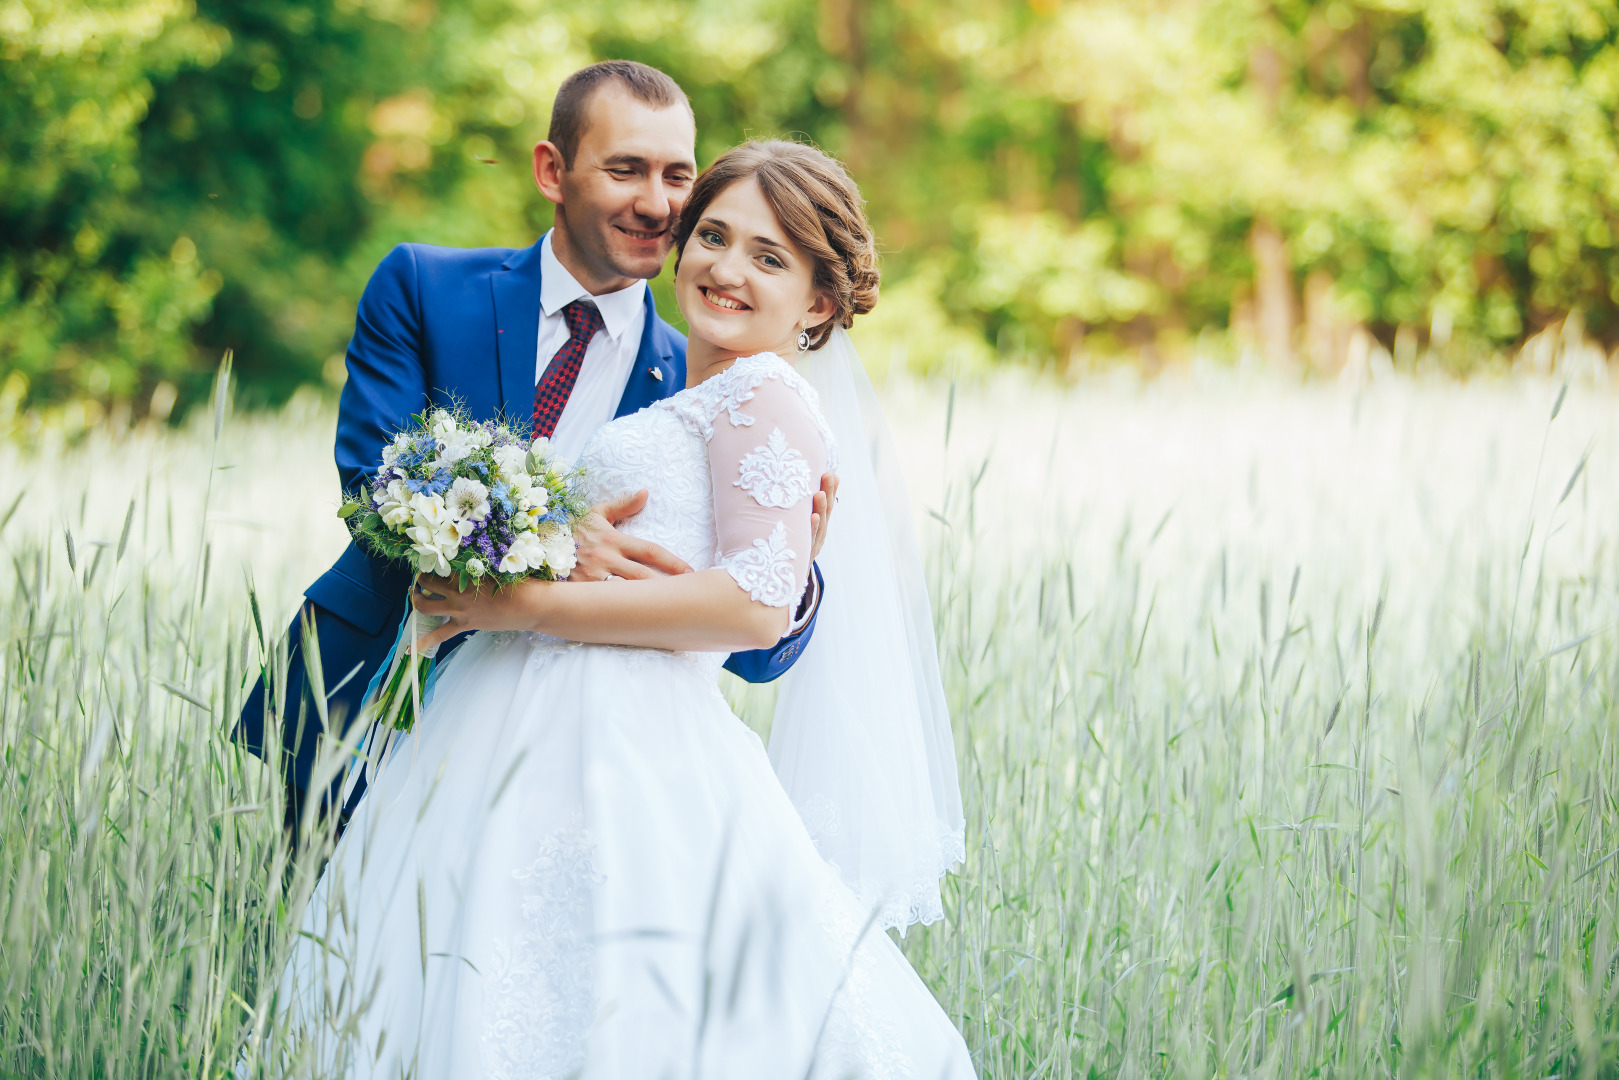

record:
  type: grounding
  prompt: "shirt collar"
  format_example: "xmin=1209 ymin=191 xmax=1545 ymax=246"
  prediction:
xmin=539 ymin=230 xmax=647 ymax=342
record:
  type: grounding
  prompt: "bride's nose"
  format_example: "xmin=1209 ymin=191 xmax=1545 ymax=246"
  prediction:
xmin=709 ymin=247 xmax=748 ymax=287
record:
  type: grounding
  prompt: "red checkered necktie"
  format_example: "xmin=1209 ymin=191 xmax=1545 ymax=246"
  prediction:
xmin=532 ymin=299 xmax=605 ymax=439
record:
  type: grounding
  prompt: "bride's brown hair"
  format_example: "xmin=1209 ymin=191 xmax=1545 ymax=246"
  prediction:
xmin=673 ymin=140 xmax=879 ymax=351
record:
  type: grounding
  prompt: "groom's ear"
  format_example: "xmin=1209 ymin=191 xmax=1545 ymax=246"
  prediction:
xmin=533 ymin=141 xmax=567 ymax=204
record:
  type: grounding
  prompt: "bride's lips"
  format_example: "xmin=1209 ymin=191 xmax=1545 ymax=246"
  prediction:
xmin=699 ymin=285 xmax=750 ymax=312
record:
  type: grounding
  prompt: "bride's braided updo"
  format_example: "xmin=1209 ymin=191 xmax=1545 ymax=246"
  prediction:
xmin=674 ymin=140 xmax=878 ymax=351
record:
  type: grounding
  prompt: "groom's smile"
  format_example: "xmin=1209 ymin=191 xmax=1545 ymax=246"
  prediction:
xmin=616 ymin=224 xmax=668 ymax=243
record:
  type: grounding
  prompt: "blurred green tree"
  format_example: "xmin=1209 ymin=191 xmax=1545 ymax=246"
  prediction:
xmin=7 ymin=0 xmax=1619 ymax=413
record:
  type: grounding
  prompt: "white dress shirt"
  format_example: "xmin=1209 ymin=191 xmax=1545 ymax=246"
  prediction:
xmin=536 ymin=232 xmax=648 ymax=466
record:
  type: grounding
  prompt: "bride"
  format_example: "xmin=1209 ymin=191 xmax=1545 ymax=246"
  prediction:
xmin=275 ymin=140 xmax=973 ymax=1079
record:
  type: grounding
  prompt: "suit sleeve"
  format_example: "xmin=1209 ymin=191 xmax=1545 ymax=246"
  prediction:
xmin=334 ymin=244 xmax=431 ymax=497
xmin=723 ymin=562 xmax=824 ymax=683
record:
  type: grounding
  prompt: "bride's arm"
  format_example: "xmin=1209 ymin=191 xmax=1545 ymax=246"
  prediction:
xmin=413 ymin=373 xmax=829 ymax=653
xmin=411 ymin=569 xmax=791 ymax=652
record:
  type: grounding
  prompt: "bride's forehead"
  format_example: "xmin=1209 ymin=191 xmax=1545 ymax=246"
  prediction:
xmin=705 ymin=178 xmax=782 ymax=230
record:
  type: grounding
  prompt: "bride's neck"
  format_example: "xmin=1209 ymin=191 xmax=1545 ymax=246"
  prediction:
xmin=684 ymin=334 xmax=795 ymax=389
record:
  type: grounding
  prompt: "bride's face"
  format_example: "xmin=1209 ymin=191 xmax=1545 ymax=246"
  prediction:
xmin=675 ymin=177 xmax=835 ymax=359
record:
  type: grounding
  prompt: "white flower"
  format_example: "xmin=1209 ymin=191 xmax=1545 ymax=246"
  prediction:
xmin=446 ymin=477 xmax=491 ymax=523
xmin=381 ymin=433 xmax=411 ymax=467
xmin=509 ymin=471 xmax=547 ymax=512
xmin=541 ymin=527 xmax=577 ymax=576
xmin=407 ymin=518 xmax=460 ymax=575
xmin=499 ymin=530 xmax=546 ymax=574
xmin=492 ymin=444 xmax=528 ymax=481
xmin=466 ymin=557 xmax=486 ymax=578
xmin=428 ymin=410 xmax=455 ymax=436
xmin=434 ymin=426 xmax=478 ymax=466
xmin=376 ymin=480 xmax=413 ymax=528
xmin=528 ymin=436 xmax=553 ymax=462
xmin=409 ymin=492 xmax=450 ymax=529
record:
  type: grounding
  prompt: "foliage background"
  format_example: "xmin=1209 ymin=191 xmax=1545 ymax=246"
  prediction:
xmin=9 ymin=0 xmax=1619 ymax=417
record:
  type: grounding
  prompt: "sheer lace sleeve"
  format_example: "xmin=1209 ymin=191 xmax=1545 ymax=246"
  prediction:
xmin=708 ymin=371 xmax=831 ymax=609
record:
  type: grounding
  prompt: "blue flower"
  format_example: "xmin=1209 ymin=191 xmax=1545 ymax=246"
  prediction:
xmin=491 ymin=482 xmax=515 ymax=515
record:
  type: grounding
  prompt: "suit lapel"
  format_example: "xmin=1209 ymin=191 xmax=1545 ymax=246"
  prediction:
xmin=490 ymin=240 xmax=545 ymax=426
xmin=615 ymin=286 xmax=680 ymax=418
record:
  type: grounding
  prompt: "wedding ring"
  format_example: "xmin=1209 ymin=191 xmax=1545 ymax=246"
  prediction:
xmin=603 ymin=573 xmax=617 ymax=582
xmin=415 ymin=583 xmax=446 ymax=601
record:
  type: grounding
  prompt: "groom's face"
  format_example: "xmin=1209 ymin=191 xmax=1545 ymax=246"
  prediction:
xmin=541 ymin=85 xmax=697 ymax=290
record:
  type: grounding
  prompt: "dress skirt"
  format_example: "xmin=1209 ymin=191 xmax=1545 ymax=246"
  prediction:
xmin=279 ymin=630 xmax=975 ymax=1080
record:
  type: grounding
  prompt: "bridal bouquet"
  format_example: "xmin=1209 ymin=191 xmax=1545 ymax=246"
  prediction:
xmin=338 ymin=408 xmax=588 ymax=730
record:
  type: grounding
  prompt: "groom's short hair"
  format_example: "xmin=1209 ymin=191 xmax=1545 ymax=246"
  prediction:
xmin=549 ymin=61 xmax=690 ymax=168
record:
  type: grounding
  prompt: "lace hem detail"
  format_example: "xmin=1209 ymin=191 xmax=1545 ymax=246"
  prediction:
xmin=734 ymin=427 xmax=814 ymax=509
xmin=481 ymin=817 xmax=603 ymax=1080
xmin=875 ymin=826 xmax=966 ymax=934
xmin=800 ymin=794 xmax=966 ymax=935
xmin=719 ymin=521 xmax=800 ymax=608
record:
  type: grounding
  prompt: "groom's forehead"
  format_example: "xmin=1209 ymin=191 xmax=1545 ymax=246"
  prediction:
xmin=577 ymin=84 xmax=695 ymax=167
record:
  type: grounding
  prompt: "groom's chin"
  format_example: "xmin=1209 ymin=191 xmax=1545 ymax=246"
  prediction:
xmin=605 ymin=232 xmax=673 ymax=280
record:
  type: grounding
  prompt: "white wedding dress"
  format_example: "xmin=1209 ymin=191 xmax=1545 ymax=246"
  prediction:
xmin=278 ymin=353 xmax=975 ymax=1080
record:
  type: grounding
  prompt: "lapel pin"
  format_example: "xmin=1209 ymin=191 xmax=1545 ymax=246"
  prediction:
xmin=650 ymin=367 xmax=663 ymax=381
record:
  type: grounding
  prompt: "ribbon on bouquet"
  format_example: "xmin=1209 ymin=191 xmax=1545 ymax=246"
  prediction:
xmin=337 ymin=597 xmax=449 ymax=818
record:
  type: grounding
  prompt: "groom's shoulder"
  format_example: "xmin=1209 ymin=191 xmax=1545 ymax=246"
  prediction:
xmin=374 ymin=241 xmax=524 ymax=282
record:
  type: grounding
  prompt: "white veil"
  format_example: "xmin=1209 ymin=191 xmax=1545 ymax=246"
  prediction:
xmin=771 ymin=327 xmax=965 ymax=934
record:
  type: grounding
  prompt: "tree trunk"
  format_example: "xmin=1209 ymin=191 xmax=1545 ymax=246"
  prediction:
xmin=1250 ymin=219 xmax=1295 ymax=370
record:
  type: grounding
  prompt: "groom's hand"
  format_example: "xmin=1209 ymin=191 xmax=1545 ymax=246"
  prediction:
xmin=808 ymin=472 xmax=838 ymax=562
xmin=573 ymin=489 xmax=693 ymax=581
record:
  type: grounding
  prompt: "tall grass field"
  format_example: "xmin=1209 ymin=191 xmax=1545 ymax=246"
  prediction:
xmin=1 ymin=368 xmax=1616 ymax=1078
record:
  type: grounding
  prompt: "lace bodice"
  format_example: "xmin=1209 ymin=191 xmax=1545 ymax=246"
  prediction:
xmin=576 ymin=352 xmax=835 ymax=635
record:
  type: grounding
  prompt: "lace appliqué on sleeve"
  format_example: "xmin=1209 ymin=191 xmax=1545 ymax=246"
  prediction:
xmin=719 ymin=520 xmax=799 ymax=607
xmin=734 ymin=428 xmax=813 ymax=510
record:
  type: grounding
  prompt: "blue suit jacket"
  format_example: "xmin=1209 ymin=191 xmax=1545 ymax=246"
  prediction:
xmin=239 ymin=237 xmax=821 ymax=793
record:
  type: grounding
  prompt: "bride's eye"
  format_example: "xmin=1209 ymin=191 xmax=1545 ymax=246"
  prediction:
xmin=760 ymin=253 xmax=783 ymax=270
xmin=700 ymin=229 xmax=723 ymax=246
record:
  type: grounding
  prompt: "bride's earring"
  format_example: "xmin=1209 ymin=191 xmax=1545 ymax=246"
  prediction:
xmin=797 ymin=328 xmax=811 ymax=352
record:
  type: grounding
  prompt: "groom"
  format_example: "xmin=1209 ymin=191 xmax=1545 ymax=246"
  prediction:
xmin=238 ymin=60 xmax=834 ymax=836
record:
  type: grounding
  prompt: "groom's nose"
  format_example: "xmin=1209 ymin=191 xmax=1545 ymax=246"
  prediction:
xmin=632 ymin=176 xmax=673 ymax=225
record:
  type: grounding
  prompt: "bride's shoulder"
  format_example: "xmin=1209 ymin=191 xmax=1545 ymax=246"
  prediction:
xmin=690 ymin=352 xmax=820 ymax=419
xmin=675 ymin=353 xmax=834 ymax=456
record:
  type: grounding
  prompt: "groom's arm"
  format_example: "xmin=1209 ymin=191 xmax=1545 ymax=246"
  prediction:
xmin=334 ymin=244 xmax=431 ymax=496
xmin=722 ymin=563 xmax=824 ymax=683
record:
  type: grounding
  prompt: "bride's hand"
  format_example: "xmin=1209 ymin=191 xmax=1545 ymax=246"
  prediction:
xmin=410 ymin=574 xmax=545 ymax=651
